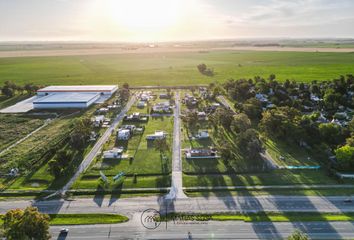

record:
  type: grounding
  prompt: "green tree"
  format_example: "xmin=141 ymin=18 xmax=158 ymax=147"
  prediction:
xmin=323 ymin=88 xmax=341 ymax=109
xmin=287 ymin=229 xmax=309 ymax=240
xmin=242 ymin=98 xmax=263 ymax=119
xmin=181 ymin=111 xmax=198 ymax=130
xmin=318 ymin=123 xmax=343 ymax=146
xmin=212 ymin=108 xmax=234 ymax=129
xmin=231 ymin=113 xmax=251 ymax=133
xmin=48 ymin=159 xmax=62 ymax=178
xmin=238 ymin=129 xmax=263 ymax=159
xmin=154 ymin=138 xmax=169 ymax=154
xmin=335 ymin=145 xmax=354 ymax=170
xmin=3 ymin=207 xmax=50 ymax=240
xmin=70 ymin=118 xmax=92 ymax=150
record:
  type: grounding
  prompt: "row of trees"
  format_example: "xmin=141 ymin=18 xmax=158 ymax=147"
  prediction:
xmin=48 ymin=117 xmax=92 ymax=178
xmin=1 ymin=81 xmax=40 ymax=97
xmin=197 ymin=63 xmax=214 ymax=77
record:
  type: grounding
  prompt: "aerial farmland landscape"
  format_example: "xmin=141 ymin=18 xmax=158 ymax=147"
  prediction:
xmin=1 ymin=1 xmax=354 ymax=239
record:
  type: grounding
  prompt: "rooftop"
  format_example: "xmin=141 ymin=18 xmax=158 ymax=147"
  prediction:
xmin=37 ymin=85 xmax=118 ymax=92
xmin=33 ymin=92 xmax=99 ymax=103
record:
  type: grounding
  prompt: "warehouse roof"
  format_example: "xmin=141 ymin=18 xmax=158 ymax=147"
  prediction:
xmin=37 ymin=85 xmax=118 ymax=93
xmin=33 ymin=92 xmax=99 ymax=104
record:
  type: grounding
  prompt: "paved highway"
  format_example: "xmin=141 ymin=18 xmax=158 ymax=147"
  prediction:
xmin=51 ymin=220 xmax=354 ymax=239
xmin=1 ymin=196 xmax=354 ymax=216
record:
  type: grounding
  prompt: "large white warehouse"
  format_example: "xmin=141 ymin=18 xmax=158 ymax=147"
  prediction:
xmin=33 ymin=85 xmax=118 ymax=109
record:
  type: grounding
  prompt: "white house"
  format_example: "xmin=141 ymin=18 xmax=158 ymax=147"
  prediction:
xmin=103 ymin=147 xmax=124 ymax=159
xmin=117 ymin=129 xmax=131 ymax=140
xmin=137 ymin=101 xmax=146 ymax=108
xmin=92 ymin=115 xmax=105 ymax=127
xmin=196 ymin=130 xmax=209 ymax=139
xmin=185 ymin=148 xmax=219 ymax=159
xmin=152 ymin=102 xmax=171 ymax=112
xmin=146 ymin=131 xmax=167 ymax=140
xmin=197 ymin=111 xmax=207 ymax=121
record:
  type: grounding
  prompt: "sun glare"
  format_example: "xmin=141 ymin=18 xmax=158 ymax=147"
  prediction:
xmin=108 ymin=0 xmax=180 ymax=33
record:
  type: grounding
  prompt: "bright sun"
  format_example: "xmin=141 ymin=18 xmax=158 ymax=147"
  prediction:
xmin=108 ymin=0 xmax=180 ymax=33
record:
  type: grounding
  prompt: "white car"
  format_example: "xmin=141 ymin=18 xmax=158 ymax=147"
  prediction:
xmin=60 ymin=228 xmax=69 ymax=233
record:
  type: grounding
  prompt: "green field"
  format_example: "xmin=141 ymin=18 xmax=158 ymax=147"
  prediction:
xmin=1 ymin=51 xmax=354 ymax=86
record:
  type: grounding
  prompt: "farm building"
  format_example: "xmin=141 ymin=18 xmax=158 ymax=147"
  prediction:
xmin=33 ymin=85 xmax=118 ymax=109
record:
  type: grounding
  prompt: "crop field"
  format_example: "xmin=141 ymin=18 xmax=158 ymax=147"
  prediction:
xmin=1 ymin=50 xmax=354 ymax=87
xmin=0 ymin=114 xmax=44 ymax=152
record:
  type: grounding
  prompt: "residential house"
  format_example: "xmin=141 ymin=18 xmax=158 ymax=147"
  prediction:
xmin=159 ymin=93 xmax=170 ymax=99
xmin=197 ymin=111 xmax=207 ymax=121
xmin=137 ymin=101 xmax=146 ymax=108
xmin=185 ymin=148 xmax=219 ymax=159
xmin=196 ymin=130 xmax=209 ymax=139
xmin=103 ymin=147 xmax=124 ymax=159
xmin=146 ymin=131 xmax=167 ymax=140
xmin=117 ymin=129 xmax=131 ymax=140
xmin=92 ymin=115 xmax=105 ymax=127
xmin=152 ymin=102 xmax=171 ymax=113
xmin=97 ymin=107 xmax=109 ymax=114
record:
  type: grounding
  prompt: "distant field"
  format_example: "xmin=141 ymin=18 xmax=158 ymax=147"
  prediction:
xmin=0 ymin=51 xmax=354 ymax=86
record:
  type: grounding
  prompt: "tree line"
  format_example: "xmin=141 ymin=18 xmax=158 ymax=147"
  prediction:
xmin=0 ymin=81 xmax=41 ymax=97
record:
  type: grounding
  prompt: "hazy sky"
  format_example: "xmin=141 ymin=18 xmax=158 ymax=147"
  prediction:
xmin=1 ymin=0 xmax=354 ymax=42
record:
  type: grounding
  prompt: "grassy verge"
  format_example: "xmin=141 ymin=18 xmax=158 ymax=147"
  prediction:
xmin=163 ymin=212 xmax=354 ymax=222
xmin=0 ymin=214 xmax=128 ymax=226
xmin=183 ymin=170 xmax=343 ymax=187
xmin=185 ymin=188 xmax=354 ymax=197
xmin=49 ymin=213 xmax=129 ymax=225
xmin=265 ymin=138 xmax=318 ymax=166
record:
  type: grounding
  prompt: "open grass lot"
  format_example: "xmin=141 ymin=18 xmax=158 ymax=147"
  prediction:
xmin=0 ymin=114 xmax=44 ymax=152
xmin=183 ymin=169 xmax=350 ymax=188
xmin=264 ymin=138 xmax=319 ymax=167
xmin=1 ymin=51 xmax=354 ymax=86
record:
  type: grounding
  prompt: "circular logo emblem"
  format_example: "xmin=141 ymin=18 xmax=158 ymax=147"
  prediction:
xmin=141 ymin=208 xmax=161 ymax=230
